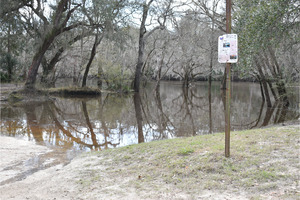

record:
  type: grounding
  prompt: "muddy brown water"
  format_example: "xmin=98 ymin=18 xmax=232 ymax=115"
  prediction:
xmin=0 ymin=81 xmax=299 ymax=184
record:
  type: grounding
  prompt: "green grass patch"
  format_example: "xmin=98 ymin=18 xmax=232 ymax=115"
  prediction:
xmin=77 ymin=125 xmax=300 ymax=198
xmin=177 ymin=146 xmax=194 ymax=155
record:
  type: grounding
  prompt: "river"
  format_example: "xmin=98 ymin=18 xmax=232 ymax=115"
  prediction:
xmin=1 ymin=81 xmax=299 ymax=153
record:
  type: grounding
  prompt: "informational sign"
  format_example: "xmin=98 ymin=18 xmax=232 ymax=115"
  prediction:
xmin=218 ymin=34 xmax=238 ymax=63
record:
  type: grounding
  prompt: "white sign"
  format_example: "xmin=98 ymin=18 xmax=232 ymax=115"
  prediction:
xmin=218 ymin=34 xmax=238 ymax=63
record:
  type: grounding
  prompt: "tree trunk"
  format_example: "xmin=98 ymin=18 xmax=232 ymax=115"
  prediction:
xmin=133 ymin=3 xmax=151 ymax=93
xmin=82 ymin=34 xmax=103 ymax=88
xmin=266 ymin=79 xmax=278 ymax=100
xmin=256 ymin=59 xmax=272 ymax=107
xmin=133 ymin=33 xmax=145 ymax=92
xmin=183 ymin=76 xmax=189 ymax=88
xmin=41 ymin=47 xmax=63 ymax=87
xmin=7 ymin=55 xmax=13 ymax=82
xmin=25 ymin=25 xmax=64 ymax=89
xmin=25 ymin=47 xmax=50 ymax=89
xmin=261 ymin=102 xmax=278 ymax=126
xmin=276 ymin=80 xmax=290 ymax=107
xmin=24 ymin=0 xmax=80 ymax=90
xmin=82 ymin=36 xmax=98 ymax=87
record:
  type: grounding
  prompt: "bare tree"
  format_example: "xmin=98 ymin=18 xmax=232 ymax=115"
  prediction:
xmin=133 ymin=0 xmax=173 ymax=92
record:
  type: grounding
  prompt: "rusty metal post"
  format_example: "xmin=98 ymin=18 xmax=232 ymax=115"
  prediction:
xmin=225 ymin=0 xmax=231 ymax=158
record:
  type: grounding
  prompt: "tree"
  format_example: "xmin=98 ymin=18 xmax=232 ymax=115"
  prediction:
xmin=171 ymin=12 xmax=210 ymax=87
xmin=133 ymin=0 xmax=173 ymax=92
xmin=24 ymin=0 xmax=81 ymax=90
xmin=234 ymin=0 xmax=300 ymax=106
xmin=0 ymin=0 xmax=31 ymax=18
xmin=0 ymin=53 xmax=17 ymax=82
xmin=192 ymin=0 xmax=222 ymax=84
xmin=141 ymin=29 xmax=176 ymax=90
xmin=0 ymin=4 xmax=26 ymax=82
xmin=81 ymin=0 xmax=126 ymax=88
xmin=40 ymin=32 xmax=90 ymax=87
xmin=133 ymin=93 xmax=144 ymax=143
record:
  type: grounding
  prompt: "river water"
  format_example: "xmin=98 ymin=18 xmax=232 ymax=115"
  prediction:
xmin=1 ymin=81 xmax=299 ymax=153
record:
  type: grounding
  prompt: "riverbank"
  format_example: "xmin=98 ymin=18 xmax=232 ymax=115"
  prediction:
xmin=0 ymin=124 xmax=299 ymax=199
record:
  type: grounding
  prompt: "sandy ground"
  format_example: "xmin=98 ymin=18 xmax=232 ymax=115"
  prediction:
xmin=0 ymin=135 xmax=149 ymax=200
xmin=0 ymin=136 xmax=49 ymax=184
xmin=0 ymin=135 xmax=245 ymax=200
xmin=0 ymin=136 xmax=76 ymax=200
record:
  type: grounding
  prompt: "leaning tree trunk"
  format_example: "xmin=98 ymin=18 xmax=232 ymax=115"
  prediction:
xmin=82 ymin=36 xmax=98 ymax=88
xmin=24 ymin=0 xmax=80 ymax=90
xmin=268 ymin=47 xmax=290 ymax=107
xmin=256 ymin=59 xmax=272 ymax=107
xmin=266 ymin=79 xmax=278 ymax=100
xmin=25 ymin=39 xmax=54 ymax=90
xmin=82 ymin=33 xmax=103 ymax=88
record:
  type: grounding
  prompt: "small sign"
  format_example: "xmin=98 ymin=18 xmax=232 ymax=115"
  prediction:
xmin=218 ymin=34 xmax=238 ymax=63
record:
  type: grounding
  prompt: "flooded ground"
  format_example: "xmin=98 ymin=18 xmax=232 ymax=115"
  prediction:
xmin=1 ymin=81 xmax=299 ymax=151
xmin=0 ymin=81 xmax=299 ymax=185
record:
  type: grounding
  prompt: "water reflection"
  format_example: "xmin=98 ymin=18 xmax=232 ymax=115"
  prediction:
xmin=1 ymin=82 xmax=299 ymax=153
xmin=133 ymin=93 xmax=144 ymax=143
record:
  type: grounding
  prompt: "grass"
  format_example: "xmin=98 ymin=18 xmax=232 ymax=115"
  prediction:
xmin=76 ymin=125 xmax=299 ymax=199
xmin=178 ymin=146 xmax=195 ymax=155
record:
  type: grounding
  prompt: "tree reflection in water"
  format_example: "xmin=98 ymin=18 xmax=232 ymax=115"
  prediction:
xmin=133 ymin=93 xmax=144 ymax=143
xmin=0 ymin=82 xmax=299 ymax=152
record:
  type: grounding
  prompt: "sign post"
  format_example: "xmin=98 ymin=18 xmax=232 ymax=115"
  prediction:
xmin=217 ymin=0 xmax=236 ymax=158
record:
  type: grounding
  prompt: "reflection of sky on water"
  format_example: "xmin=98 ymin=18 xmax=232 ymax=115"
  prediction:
xmin=1 ymin=82 xmax=299 ymax=153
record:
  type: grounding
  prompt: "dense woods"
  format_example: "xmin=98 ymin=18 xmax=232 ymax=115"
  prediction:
xmin=0 ymin=0 xmax=299 ymax=99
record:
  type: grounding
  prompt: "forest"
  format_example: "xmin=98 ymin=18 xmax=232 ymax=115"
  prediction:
xmin=0 ymin=0 xmax=299 ymax=102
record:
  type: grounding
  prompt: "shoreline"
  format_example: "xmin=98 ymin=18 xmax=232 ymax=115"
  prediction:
xmin=0 ymin=124 xmax=299 ymax=199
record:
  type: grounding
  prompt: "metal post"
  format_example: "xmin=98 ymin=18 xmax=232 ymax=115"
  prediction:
xmin=225 ymin=0 xmax=231 ymax=158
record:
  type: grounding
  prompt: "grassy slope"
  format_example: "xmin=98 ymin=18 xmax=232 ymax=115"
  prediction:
xmin=78 ymin=125 xmax=299 ymax=199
